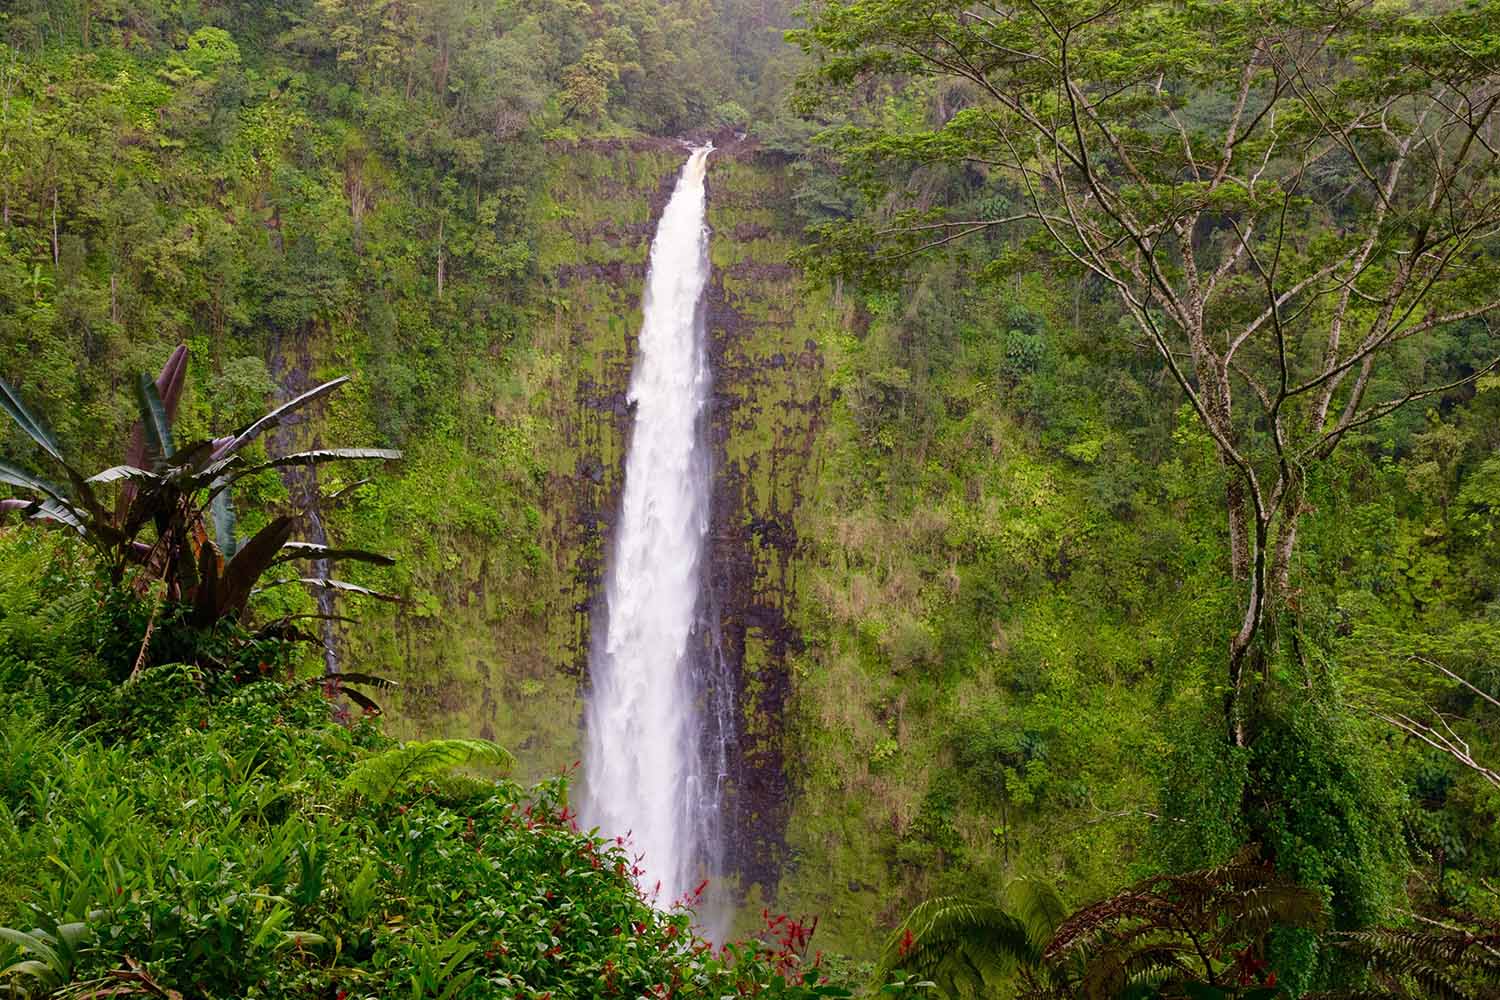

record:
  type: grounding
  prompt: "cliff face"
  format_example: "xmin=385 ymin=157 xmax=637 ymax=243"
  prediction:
xmin=341 ymin=140 xmax=830 ymax=906
xmin=700 ymin=154 xmax=829 ymax=896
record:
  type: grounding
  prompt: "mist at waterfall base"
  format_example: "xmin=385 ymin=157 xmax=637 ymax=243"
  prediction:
xmin=582 ymin=147 xmax=734 ymax=935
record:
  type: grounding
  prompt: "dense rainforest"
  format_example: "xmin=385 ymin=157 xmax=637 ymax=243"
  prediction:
xmin=1 ymin=0 xmax=1499 ymax=997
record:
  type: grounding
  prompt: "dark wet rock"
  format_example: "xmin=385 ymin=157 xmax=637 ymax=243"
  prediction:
xmin=577 ymin=456 xmax=605 ymax=484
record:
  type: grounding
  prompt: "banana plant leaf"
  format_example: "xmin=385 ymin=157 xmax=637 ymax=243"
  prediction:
xmin=29 ymin=499 xmax=87 ymax=533
xmin=211 ymin=448 xmax=400 ymax=497
xmin=123 ymin=345 xmax=187 ymax=469
xmin=335 ymin=672 xmax=399 ymax=690
xmin=0 ymin=374 xmax=63 ymax=462
xmin=255 ymin=577 xmax=404 ymax=604
xmin=133 ymin=373 xmax=176 ymax=461
xmin=271 ymin=543 xmax=396 ymax=567
xmin=210 ymin=484 xmax=238 ymax=560
xmin=212 ymin=515 xmax=297 ymax=622
xmin=87 ymin=465 xmax=160 ymax=485
xmin=214 ymin=377 xmax=352 ymax=458
xmin=0 ymin=460 xmax=74 ymax=508
xmin=325 ymin=478 xmax=372 ymax=502
xmin=118 ymin=345 xmax=188 ymax=520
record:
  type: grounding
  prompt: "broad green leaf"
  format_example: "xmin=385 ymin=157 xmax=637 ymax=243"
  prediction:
xmin=0 ymin=375 xmax=62 ymax=462
xmin=218 ymin=377 xmax=352 ymax=457
xmin=133 ymin=372 xmax=175 ymax=460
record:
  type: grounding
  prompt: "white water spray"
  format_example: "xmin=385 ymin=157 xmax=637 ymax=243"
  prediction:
xmin=584 ymin=146 xmax=718 ymax=908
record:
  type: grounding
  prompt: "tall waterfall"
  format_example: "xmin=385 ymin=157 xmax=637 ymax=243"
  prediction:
xmin=583 ymin=146 xmax=721 ymax=910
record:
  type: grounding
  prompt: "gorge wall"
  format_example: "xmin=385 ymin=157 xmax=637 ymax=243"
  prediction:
xmin=337 ymin=139 xmax=833 ymax=912
xmin=237 ymin=139 xmax=1162 ymax=958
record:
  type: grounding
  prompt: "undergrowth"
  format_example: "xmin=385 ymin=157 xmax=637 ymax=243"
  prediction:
xmin=0 ymin=532 xmax=898 ymax=999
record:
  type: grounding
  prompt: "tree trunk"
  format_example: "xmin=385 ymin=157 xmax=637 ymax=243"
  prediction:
xmin=1269 ymin=481 xmax=1304 ymax=598
xmin=1227 ymin=514 xmax=1270 ymax=747
xmin=436 ymin=216 xmax=445 ymax=299
xmin=1226 ymin=474 xmax=1252 ymax=582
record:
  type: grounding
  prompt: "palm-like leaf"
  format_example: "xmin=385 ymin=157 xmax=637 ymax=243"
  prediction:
xmin=214 ymin=376 xmax=352 ymax=458
xmin=1041 ymin=851 xmax=1325 ymax=997
xmin=208 ymin=515 xmax=297 ymax=623
xmin=133 ymin=373 xmax=175 ymax=460
xmin=877 ymin=879 xmax=1067 ymax=998
xmin=878 ymin=897 xmax=1035 ymax=996
xmin=1007 ymin=878 xmax=1068 ymax=954
xmin=343 ymin=739 xmax=514 ymax=803
xmin=1314 ymin=916 xmax=1500 ymax=1000
xmin=270 ymin=543 xmax=396 ymax=567
xmin=0 ymin=374 xmax=63 ymax=462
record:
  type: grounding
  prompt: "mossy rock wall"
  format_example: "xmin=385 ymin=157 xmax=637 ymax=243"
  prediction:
xmin=321 ymin=139 xmax=834 ymax=909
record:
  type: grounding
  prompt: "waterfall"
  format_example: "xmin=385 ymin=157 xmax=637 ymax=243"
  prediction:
xmin=583 ymin=146 xmax=720 ymax=910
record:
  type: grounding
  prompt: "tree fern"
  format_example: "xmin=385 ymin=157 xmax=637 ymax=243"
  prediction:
xmin=1042 ymin=852 xmax=1325 ymax=998
xmin=343 ymin=739 xmax=514 ymax=804
xmin=875 ymin=878 xmax=1066 ymax=998
xmin=1314 ymin=917 xmax=1500 ymax=1000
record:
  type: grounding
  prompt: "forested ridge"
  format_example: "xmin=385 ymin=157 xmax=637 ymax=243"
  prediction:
xmin=2 ymin=0 xmax=1499 ymax=998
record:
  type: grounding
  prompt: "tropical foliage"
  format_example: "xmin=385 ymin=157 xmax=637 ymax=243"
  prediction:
xmin=1325 ymin=907 xmax=1500 ymax=1000
xmin=0 ymin=534 xmax=889 ymax=1000
xmin=343 ymin=737 xmax=516 ymax=803
xmin=875 ymin=879 xmax=1064 ymax=997
xmin=3 ymin=0 xmax=1500 ymax=996
xmin=880 ymin=856 xmax=1326 ymax=999
xmin=2 ymin=346 xmax=399 ymax=629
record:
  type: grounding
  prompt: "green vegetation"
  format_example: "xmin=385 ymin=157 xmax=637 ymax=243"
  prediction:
xmin=2 ymin=347 xmax=399 ymax=628
xmin=2 ymin=0 xmax=1500 ymax=996
xmin=774 ymin=0 xmax=1500 ymax=990
xmin=0 ymin=531 xmax=881 ymax=998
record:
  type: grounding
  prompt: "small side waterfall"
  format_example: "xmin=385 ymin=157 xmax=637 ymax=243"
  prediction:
xmin=583 ymin=146 xmax=722 ymax=909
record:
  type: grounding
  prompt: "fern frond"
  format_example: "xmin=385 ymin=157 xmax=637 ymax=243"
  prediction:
xmin=875 ymin=896 xmax=1036 ymax=993
xmin=1004 ymin=877 xmax=1068 ymax=952
xmin=343 ymin=739 xmax=514 ymax=804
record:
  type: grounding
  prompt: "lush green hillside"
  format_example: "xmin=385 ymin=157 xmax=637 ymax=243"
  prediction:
xmin=3 ymin=0 xmax=1500 ymax=996
xmin=0 ymin=531 xmax=872 ymax=999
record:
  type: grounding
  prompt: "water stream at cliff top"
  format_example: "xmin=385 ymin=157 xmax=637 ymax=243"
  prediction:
xmin=583 ymin=146 xmax=722 ymax=912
